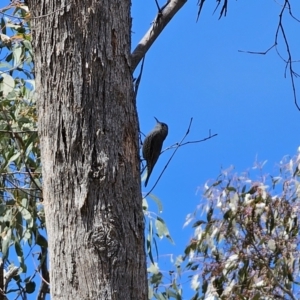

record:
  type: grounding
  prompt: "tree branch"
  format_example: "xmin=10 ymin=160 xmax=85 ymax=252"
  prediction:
xmin=131 ymin=0 xmax=187 ymax=72
xmin=238 ymin=0 xmax=300 ymax=110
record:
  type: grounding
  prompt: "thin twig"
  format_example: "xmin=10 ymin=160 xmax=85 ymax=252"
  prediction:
xmin=0 ymin=130 xmax=37 ymax=134
xmin=238 ymin=0 xmax=300 ymax=111
xmin=238 ymin=44 xmax=276 ymax=55
xmin=0 ymin=171 xmax=41 ymax=175
xmin=134 ymin=56 xmax=146 ymax=100
xmin=162 ymin=133 xmax=218 ymax=153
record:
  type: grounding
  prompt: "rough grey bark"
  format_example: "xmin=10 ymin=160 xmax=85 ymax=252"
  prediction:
xmin=29 ymin=1 xmax=147 ymax=299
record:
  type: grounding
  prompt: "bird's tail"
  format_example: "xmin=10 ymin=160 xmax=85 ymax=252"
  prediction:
xmin=144 ymin=164 xmax=153 ymax=187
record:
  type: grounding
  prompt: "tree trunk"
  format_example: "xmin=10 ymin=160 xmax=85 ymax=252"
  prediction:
xmin=29 ymin=1 xmax=147 ymax=299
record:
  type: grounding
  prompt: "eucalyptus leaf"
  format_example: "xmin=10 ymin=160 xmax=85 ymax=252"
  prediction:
xmin=0 ymin=72 xmax=15 ymax=96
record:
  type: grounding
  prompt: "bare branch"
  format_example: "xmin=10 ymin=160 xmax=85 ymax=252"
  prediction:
xmin=238 ymin=0 xmax=300 ymax=110
xmin=163 ymin=132 xmax=218 ymax=152
xmin=0 ymin=130 xmax=37 ymax=134
xmin=134 ymin=56 xmax=146 ymax=100
xmin=131 ymin=0 xmax=187 ymax=72
xmin=277 ymin=1 xmax=300 ymax=110
xmin=238 ymin=44 xmax=276 ymax=55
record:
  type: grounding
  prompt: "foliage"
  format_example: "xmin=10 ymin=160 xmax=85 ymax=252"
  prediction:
xmin=148 ymin=152 xmax=300 ymax=300
xmin=0 ymin=2 xmax=47 ymax=298
xmin=143 ymin=193 xmax=178 ymax=299
xmin=146 ymin=152 xmax=300 ymax=300
xmin=182 ymin=153 xmax=300 ymax=300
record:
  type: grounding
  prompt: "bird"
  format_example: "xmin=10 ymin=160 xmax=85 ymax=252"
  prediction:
xmin=142 ymin=117 xmax=168 ymax=187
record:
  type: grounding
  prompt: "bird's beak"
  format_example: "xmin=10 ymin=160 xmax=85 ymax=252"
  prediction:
xmin=154 ymin=117 xmax=159 ymax=123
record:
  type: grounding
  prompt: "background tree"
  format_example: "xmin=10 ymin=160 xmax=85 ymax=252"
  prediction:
xmin=182 ymin=153 xmax=300 ymax=299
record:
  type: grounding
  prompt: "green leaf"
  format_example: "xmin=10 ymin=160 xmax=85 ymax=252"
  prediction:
xmin=36 ymin=233 xmax=48 ymax=248
xmin=15 ymin=241 xmax=23 ymax=258
xmin=226 ymin=186 xmax=236 ymax=192
xmin=0 ymin=61 xmax=12 ymax=69
xmin=207 ymin=206 xmax=213 ymax=222
xmin=192 ymin=220 xmax=206 ymax=228
xmin=5 ymin=90 xmax=17 ymax=100
xmin=21 ymin=198 xmax=29 ymax=209
xmin=147 ymin=220 xmax=155 ymax=264
xmin=191 ymin=274 xmax=200 ymax=290
xmin=223 ymin=209 xmax=232 ymax=220
xmin=2 ymin=228 xmax=12 ymax=259
xmin=0 ymin=73 xmax=15 ymax=96
xmin=184 ymin=242 xmax=197 ymax=256
xmin=147 ymin=263 xmax=159 ymax=274
xmin=212 ymin=180 xmax=222 ymax=187
xmin=155 ymin=217 xmax=174 ymax=244
xmin=25 ymin=281 xmax=36 ymax=294
xmin=0 ymin=203 xmax=6 ymax=215
xmin=7 ymin=151 xmax=20 ymax=164
xmin=1 ymin=18 xmax=6 ymax=35
xmin=166 ymin=289 xmax=180 ymax=299
xmin=6 ymin=22 xmax=22 ymax=30
xmin=252 ymin=293 xmax=261 ymax=300
xmin=153 ymin=236 xmax=159 ymax=262
xmin=153 ymin=292 xmax=167 ymax=300
xmin=12 ymin=46 xmax=22 ymax=67
xmin=175 ymin=255 xmax=183 ymax=268
xmin=142 ymin=197 xmax=148 ymax=211
xmin=267 ymin=239 xmax=276 ymax=251
xmin=5 ymin=52 xmax=13 ymax=63
xmin=149 ymin=272 xmax=163 ymax=285
xmin=15 ymin=210 xmax=23 ymax=239
xmin=148 ymin=286 xmax=154 ymax=299
xmin=149 ymin=193 xmax=163 ymax=213
xmin=22 ymin=40 xmax=32 ymax=55
xmin=23 ymin=229 xmax=31 ymax=242
xmin=18 ymin=206 xmax=33 ymax=228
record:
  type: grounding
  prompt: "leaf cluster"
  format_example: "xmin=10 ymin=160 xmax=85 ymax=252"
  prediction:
xmin=184 ymin=155 xmax=300 ymax=300
xmin=143 ymin=194 xmax=182 ymax=299
xmin=0 ymin=2 xmax=47 ymax=298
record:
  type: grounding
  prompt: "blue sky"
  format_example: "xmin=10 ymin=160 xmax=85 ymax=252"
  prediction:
xmin=132 ymin=0 xmax=300 ymax=297
xmin=1 ymin=0 xmax=300 ymax=299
